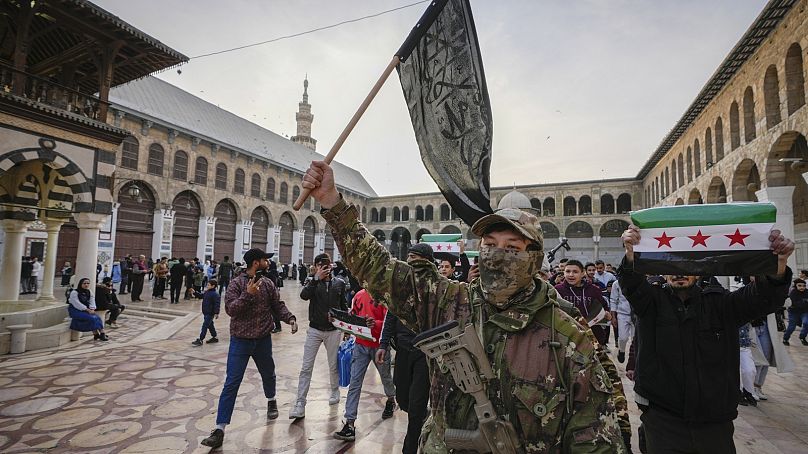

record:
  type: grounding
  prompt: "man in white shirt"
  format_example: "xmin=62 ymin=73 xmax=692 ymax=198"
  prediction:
xmin=30 ymin=256 xmax=42 ymax=293
xmin=593 ymin=259 xmax=616 ymax=288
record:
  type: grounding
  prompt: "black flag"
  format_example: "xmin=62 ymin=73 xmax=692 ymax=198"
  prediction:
xmin=396 ymin=0 xmax=493 ymax=226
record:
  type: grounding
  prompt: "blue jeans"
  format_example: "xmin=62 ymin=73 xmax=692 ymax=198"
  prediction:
xmin=783 ymin=311 xmax=808 ymax=341
xmin=755 ymin=322 xmax=772 ymax=386
xmin=216 ymin=336 xmax=276 ymax=424
xmin=344 ymin=343 xmax=395 ymax=422
xmin=200 ymin=314 xmax=217 ymax=340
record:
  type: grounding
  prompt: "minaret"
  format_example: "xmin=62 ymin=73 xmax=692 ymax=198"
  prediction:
xmin=291 ymin=77 xmax=317 ymax=151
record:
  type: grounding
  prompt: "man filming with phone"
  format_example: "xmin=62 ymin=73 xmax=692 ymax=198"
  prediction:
xmin=201 ymin=248 xmax=298 ymax=449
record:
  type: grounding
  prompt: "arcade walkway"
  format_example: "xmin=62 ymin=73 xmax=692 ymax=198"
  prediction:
xmin=1 ymin=280 xmax=806 ymax=453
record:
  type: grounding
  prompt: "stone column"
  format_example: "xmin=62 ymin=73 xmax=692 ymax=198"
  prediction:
xmin=152 ymin=208 xmax=175 ymax=260
xmin=235 ymin=220 xmax=253 ymax=262
xmin=592 ymin=235 xmax=601 ymax=261
xmin=75 ymin=213 xmax=109 ymax=287
xmin=266 ymin=226 xmax=276 ymax=255
xmin=756 ymin=186 xmax=796 ymax=271
xmin=0 ymin=220 xmax=31 ymax=301
xmin=37 ymin=219 xmax=64 ymax=302
xmin=198 ymin=217 xmax=215 ymax=261
xmin=293 ymin=229 xmax=304 ymax=265
xmin=315 ymin=232 xmax=326 ymax=256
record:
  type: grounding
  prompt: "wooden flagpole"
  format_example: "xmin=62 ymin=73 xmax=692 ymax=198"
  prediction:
xmin=293 ymin=55 xmax=401 ymax=210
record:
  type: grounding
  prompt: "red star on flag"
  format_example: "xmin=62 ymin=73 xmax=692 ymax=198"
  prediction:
xmin=446 ymin=244 xmax=454 ymax=251
xmin=436 ymin=244 xmax=443 ymax=250
xmin=357 ymin=327 xmax=363 ymax=333
xmin=654 ymin=232 xmax=675 ymax=248
xmin=339 ymin=322 xmax=345 ymax=327
xmin=725 ymin=228 xmax=750 ymax=246
xmin=688 ymin=230 xmax=711 ymax=247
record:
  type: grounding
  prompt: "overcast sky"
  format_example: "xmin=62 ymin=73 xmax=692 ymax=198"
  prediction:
xmin=96 ymin=0 xmax=768 ymax=196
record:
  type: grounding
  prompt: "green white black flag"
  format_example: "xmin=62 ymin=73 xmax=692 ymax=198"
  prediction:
xmin=631 ymin=203 xmax=777 ymax=276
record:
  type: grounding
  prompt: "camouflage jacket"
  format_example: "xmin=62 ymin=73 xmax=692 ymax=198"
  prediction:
xmin=323 ymin=199 xmax=625 ymax=453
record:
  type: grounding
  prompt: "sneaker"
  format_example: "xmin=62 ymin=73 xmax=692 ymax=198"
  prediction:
xmin=334 ymin=421 xmax=356 ymax=441
xmin=382 ymin=397 xmax=396 ymax=419
xmin=783 ymin=339 xmax=790 ymax=346
xmin=267 ymin=400 xmax=279 ymax=419
xmin=109 ymin=322 xmax=119 ymax=329
xmin=201 ymin=428 xmax=224 ymax=448
xmin=191 ymin=339 xmax=203 ymax=347
xmin=206 ymin=337 xmax=219 ymax=344
xmin=328 ymin=389 xmax=340 ymax=406
xmin=801 ymin=338 xmax=808 ymax=346
xmin=742 ymin=389 xmax=758 ymax=407
xmin=755 ymin=387 xmax=768 ymax=400
xmin=289 ymin=402 xmax=305 ymax=419
xmin=98 ymin=333 xmax=109 ymax=341
xmin=617 ymin=351 xmax=625 ymax=363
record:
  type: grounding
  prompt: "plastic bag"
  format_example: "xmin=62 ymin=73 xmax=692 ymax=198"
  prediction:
xmin=338 ymin=337 xmax=355 ymax=387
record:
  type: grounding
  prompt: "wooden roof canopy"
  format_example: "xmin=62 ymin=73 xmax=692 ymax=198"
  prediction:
xmin=0 ymin=0 xmax=188 ymax=94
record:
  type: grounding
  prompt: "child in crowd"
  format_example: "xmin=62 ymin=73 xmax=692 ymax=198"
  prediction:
xmin=192 ymin=279 xmax=220 ymax=346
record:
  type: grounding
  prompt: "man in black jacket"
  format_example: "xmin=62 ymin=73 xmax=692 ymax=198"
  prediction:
xmin=376 ymin=311 xmax=429 ymax=454
xmin=169 ymin=258 xmax=186 ymax=304
xmin=620 ymin=225 xmax=794 ymax=453
xmin=288 ymin=253 xmax=347 ymax=419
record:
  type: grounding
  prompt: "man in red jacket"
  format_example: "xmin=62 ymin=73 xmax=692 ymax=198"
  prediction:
xmin=333 ymin=288 xmax=396 ymax=442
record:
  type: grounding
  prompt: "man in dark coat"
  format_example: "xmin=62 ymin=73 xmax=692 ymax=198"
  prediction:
xmin=620 ymin=224 xmax=794 ymax=453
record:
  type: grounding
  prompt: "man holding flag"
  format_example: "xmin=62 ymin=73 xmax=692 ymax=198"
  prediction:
xmin=619 ymin=221 xmax=793 ymax=453
xmin=301 ymin=162 xmax=625 ymax=452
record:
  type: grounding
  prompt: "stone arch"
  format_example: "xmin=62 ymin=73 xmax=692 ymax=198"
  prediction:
xmin=251 ymin=206 xmax=271 ymax=249
xmin=578 ymin=195 xmax=592 ymax=215
xmin=112 ymin=178 xmax=162 ymax=208
xmin=565 ymin=221 xmax=593 ymax=239
xmin=785 ymin=43 xmax=806 ymax=115
xmin=540 ymin=221 xmax=560 ymax=239
xmin=694 ymin=139 xmax=702 ymax=177
xmin=0 ymin=141 xmax=94 ymax=217
xmin=743 ymin=86 xmax=756 ymax=143
xmin=266 ymin=177 xmax=276 ymax=201
xmin=147 ymin=143 xmax=164 ymax=176
xmin=715 ymin=117 xmax=725 ymax=161
xmin=390 ymin=226 xmax=412 ymax=260
xmin=543 ymin=197 xmax=555 ymax=216
xmin=234 ymin=168 xmax=246 ymax=194
xmin=303 ymin=216 xmax=318 ymax=263
xmin=173 ymin=150 xmax=188 ymax=181
xmin=115 ymin=181 xmax=157 ymax=256
xmin=215 ymin=163 xmax=228 ymax=190
xmin=730 ymin=101 xmax=741 ymax=150
xmin=732 ymin=158 xmax=760 ymax=202
xmin=765 ymin=131 xmax=807 ymax=187
xmin=279 ymin=182 xmax=289 ymax=204
xmin=393 ymin=206 xmax=401 ymax=222
xmin=292 ymin=185 xmax=301 ymax=204
xmin=663 ymin=169 xmax=670 ymax=196
xmin=120 ymin=136 xmax=139 ymax=170
xmin=194 ymin=156 xmax=208 ymax=185
xmin=563 ymin=196 xmax=576 ymax=216
xmin=600 ymin=194 xmax=615 ymax=214
xmin=441 ymin=225 xmax=462 ymax=234
xmin=379 ymin=207 xmax=388 ymax=222
xmin=214 ymin=199 xmax=239 ymax=260
xmin=600 ymin=219 xmax=629 ymax=237
xmin=671 ymin=162 xmax=678 ymax=189
xmin=530 ymin=198 xmax=542 ymax=212
xmin=251 ymin=173 xmax=262 ymax=198
xmin=425 ymin=205 xmax=434 ymax=221
xmin=617 ymin=193 xmax=632 ymax=213
xmin=415 ymin=205 xmax=424 ymax=221
xmin=402 ymin=206 xmax=410 ymax=221
xmin=705 ymin=128 xmax=714 ymax=166
xmin=440 ymin=203 xmax=450 ymax=221
xmin=764 ymin=65 xmax=782 ymax=129
xmin=686 ymin=147 xmax=693 ymax=182
xmin=415 ymin=228 xmax=431 ymax=242
xmin=372 ymin=229 xmax=386 ymax=243
xmin=371 ymin=207 xmax=379 ymax=222
xmin=278 ymin=211 xmax=297 ymax=263
xmin=706 ymin=176 xmax=727 ymax=203
xmin=688 ymin=188 xmax=703 ymax=205
xmin=677 ymin=154 xmax=685 ymax=186
xmin=675 ymin=198 xmax=684 ymax=205
xmin=171 ymin=190 xmax=203 ymax=260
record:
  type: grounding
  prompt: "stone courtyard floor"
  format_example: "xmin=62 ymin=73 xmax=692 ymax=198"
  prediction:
xmin=1 ymin=279 xmax=807 ymax=453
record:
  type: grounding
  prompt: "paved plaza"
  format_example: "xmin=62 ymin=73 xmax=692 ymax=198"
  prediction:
xmin=1 ymin=280 xmax=807 ymax=453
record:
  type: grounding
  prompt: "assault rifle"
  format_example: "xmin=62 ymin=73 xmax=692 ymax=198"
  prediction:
xmin=413 ymin=320 xmax=521 ymax=454
xmin=546 ymin=237 xmax=571 ymax=263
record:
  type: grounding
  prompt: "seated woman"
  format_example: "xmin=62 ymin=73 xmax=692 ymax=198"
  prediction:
xmin=67 ymin=278 xmax=109 ymax=341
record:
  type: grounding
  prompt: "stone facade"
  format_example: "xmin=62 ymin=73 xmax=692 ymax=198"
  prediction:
xmin=639 ymin=0 xmax=808 ymax=269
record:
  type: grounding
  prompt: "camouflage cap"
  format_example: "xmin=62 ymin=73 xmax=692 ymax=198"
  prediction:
xmin=471 ymin=208 xmax=543 ymax=249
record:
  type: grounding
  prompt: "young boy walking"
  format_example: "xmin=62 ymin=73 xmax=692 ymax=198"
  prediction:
xmin=193 ymin=279 xmax=220 ymax=346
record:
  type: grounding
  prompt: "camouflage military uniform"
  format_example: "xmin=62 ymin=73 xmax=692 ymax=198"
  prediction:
xmin=322 ymin=198 xmax=625 ymax=453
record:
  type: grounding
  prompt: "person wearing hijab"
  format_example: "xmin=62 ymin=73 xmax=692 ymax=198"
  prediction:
xmin=67 ymin=277 xmax=109 ymax=341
